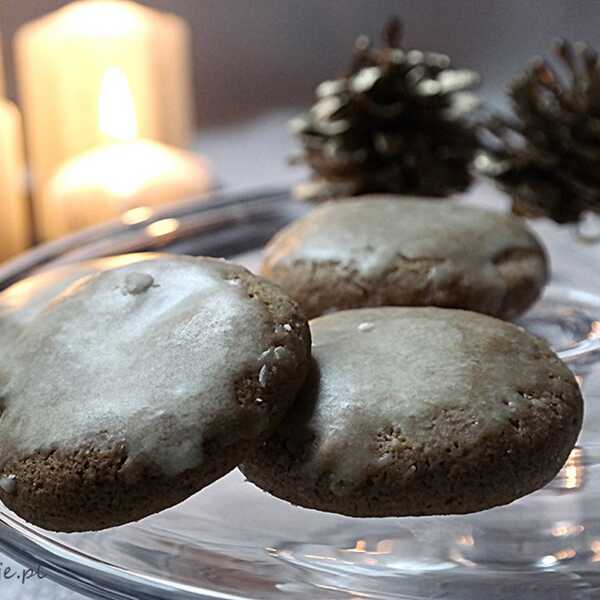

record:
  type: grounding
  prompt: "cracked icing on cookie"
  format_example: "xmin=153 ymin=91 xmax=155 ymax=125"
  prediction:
xmin=278 ymin=307 xmax=575 ymax=498
xmin=263 ymin=196 xmax=547 ymax=317
xmin=0 ymin=256 xmax=274 ymax=477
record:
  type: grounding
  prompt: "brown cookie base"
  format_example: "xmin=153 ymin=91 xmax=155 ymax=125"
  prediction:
xmin=263 ymin=247 xmax=546 ymax=321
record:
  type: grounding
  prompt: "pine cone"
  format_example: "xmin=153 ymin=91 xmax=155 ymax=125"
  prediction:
xmin=479 ymin=39 xmax=600 ymax=224
xmin=291 ymin=18 xmax=480 ymax=201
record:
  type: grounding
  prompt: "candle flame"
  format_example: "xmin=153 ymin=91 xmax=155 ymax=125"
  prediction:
xmin=98 ymin=67 xmax=138 ymax=142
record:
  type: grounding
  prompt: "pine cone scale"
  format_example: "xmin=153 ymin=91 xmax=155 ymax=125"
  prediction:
xmin=480 ymin=39 xmax=600 ymax=222
xmin=292 ymin=18 xmax=480 ymax=201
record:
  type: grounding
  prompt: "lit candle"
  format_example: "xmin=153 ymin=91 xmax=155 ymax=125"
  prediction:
xmin=15 ymin=0 xmax=194 ymax=230
xmin=42 ymin=68 xmax=210 ymax=240
xmin=0 ymin=100 xmax=30 ymax=260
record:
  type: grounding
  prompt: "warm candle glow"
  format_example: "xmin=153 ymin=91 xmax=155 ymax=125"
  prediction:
xmin=0 ymin=29 xmax=29 ymax=260
xmin=16 ymin=0 xmax=194 ymax=237
xmin=56 ymin=140 xmax=208 ymax=201
xmin=98 ymin=67 xmax=139 ymax=143
xmin=0 ymin=100 xmax=30 ymax=260
xmin=40 ymin=53 xmax=209 ymax=240
xmin=43 ymin=140 xmax=211 ymax=239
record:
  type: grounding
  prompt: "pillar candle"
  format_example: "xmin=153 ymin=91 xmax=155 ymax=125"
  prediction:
xmin=15 ymin=0 xmax=194 ymax=236
xmin=0 ymin=100 xmax=30 ymax=260
xmin=41 ymin=66 xmax=210 ymax=240
xmin=43 ymin=139 xmax=211 ymax=240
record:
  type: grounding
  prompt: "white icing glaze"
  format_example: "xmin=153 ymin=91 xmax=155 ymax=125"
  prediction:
xmin=0 ymin=256 xmax=275 ymax=477
xmin=258 ymin=365 xmax=269 ymax=387
xmin=0 ymin=254 xmax=162 ymax=354
xmin=283 ymin=307 xmax=559 ymax=497
xmin=264 ymin=197 xmax=547 ymax=315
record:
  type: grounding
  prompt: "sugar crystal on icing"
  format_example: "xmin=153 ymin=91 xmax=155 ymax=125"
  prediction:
xmin=259 ymin=365 xmax=269 ymax=387
xmin=274 ymin=346 xmax=290 ymax=361
xmin=260 ymin=348 xmax=275 ymax=363
xmin=259 ymin=345 xmax=292 ymax=368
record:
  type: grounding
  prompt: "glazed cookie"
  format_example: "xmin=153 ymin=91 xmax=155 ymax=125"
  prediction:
xmin=241 ymin=307 xmax=582 ymax=517
xmin=0 ymin=255 xmax=311 ymax=531
xmin=261 ymin=196 xmax=548 ymax=319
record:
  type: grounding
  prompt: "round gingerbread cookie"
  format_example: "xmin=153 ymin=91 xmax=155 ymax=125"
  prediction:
xmin=261 ymin=196 xmax=548 ymax=319
xmin=0 ymin=255 xmax=311 ymax=531
xmin=241 ymin=307 xmax=582 ymax=517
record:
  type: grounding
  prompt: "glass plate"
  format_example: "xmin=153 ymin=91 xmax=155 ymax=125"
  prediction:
xmin=1 ymin=187 xmax=600 ymax=600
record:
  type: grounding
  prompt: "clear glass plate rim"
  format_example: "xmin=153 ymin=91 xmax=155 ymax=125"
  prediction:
xmin=1 ymin=186 xmax=600 ymax=599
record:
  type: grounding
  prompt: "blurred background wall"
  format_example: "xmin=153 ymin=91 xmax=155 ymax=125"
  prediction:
xmin=1 ymin=0 xmax=598 ymax=128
